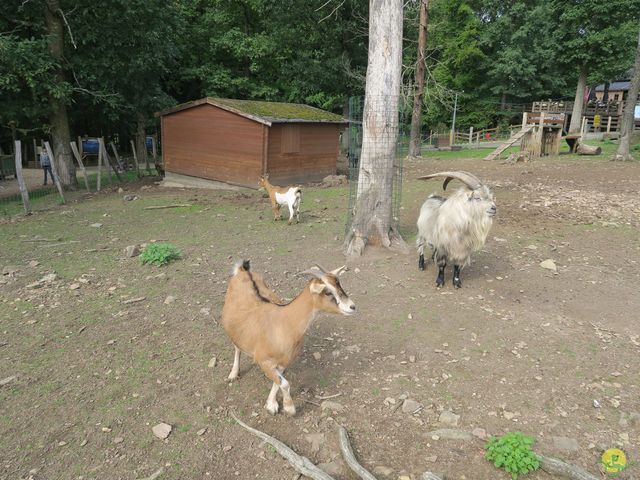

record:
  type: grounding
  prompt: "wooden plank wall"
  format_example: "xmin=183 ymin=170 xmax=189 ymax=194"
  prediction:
xmin=162 ymin=104 xmax=263 ymax=186
xmin=267 ymin=124 xmax=341 ymax=184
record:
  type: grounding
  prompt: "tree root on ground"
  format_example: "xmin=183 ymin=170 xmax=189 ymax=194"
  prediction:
xmin=231 ymin=415 xmax=597 ymax=480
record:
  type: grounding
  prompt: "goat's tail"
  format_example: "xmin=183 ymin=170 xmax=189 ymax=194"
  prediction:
xmin=232 ymin=259 xmax=251 ymax=275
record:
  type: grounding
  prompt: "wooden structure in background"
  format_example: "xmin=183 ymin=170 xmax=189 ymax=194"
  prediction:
xmin=484 ymin=112 xmax=566 ymax=160
xmin=520 ymin=112 xmax=565 ymax=157
xmin=531 ymin=100 xmax=630 ymax=133
xmin=157 ymin=98 xmax=347 ymax=187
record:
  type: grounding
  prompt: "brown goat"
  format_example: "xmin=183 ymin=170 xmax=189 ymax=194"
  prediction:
xmin=222 ymin=260 xmax=356 ymax=415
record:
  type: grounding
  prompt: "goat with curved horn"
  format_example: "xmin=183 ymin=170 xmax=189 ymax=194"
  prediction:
xmin=417 ymin=171 xmax=483 ymax=190
xmin=416 ymin=171 xmax=496 ymax=288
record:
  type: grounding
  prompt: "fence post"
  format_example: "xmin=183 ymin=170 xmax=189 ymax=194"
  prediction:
xmin=110 ymin=141 xmax=124 ymax=172
xmin=14 ymin=140 xmax=31 ymax=214
xmin=130 ymin=139 xmax=141 ymax=178
xmin=102 ymin=139 xmax=122 ymax=181
xmin=606 ymin=116 xmax=612 ymax=133
xmin=70 ymin=141 xmax=90 ymax=192
xmin=43 ymin=141 xmax=66 ymax=204
xmin=468 ymin=126 xmax=473 ymax=145
xmin=97 ymin=139 xmax=103 ymax=191
xmin=98 ymin=137 xmax=113 ymax=183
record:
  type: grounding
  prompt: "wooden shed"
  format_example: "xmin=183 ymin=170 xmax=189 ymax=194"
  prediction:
xmin=157 ymin=98 xmax=346 ymax=188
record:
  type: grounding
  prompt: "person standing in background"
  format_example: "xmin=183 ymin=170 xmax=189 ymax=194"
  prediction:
xmin=40 ymin=148 xmax=53 ymax=185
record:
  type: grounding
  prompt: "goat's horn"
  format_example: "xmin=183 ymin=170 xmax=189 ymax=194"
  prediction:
xmin=417 ymin=171 xmax=483 ymax=190
xmin=314 ymin=264 xmax=329 ymax=274
xmin=300 ymin=267 xmax=324 ymax=279
xmin=330 ymin=265 xmax=347 ymax=276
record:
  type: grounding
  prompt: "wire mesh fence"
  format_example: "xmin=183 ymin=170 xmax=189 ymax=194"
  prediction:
xmin=0 ymin=162 xmax=161 ymax=216
xmin=345 ymin=96 xmax=407 ymax=236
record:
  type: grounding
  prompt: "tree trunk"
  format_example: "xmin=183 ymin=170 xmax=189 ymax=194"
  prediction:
xmin=568 ymin=66 xmax=589 ymax=133
xmin=45 ymin=0 xmax=77 ymax=188
xmin=136 ymin=113 xmax=150 ymax=172
xmin=408 ymin=0 xmax=429 ymax=157
xmin=615 ymin=28 xmax=640 ymax=161
xmin=344 ymin=0 xmax=406 ymax=257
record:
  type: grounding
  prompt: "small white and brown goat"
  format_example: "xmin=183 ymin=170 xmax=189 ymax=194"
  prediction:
xmin=221 ymin=260 xmax=356 ymax=416
xmin=258 ymin=174 xmax=302 ymax=225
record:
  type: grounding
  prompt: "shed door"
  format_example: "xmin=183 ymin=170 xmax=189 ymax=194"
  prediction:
xmin=281 ymin=125 xmax=300 ymax=153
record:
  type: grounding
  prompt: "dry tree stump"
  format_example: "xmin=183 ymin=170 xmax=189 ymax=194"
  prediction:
xmin=576 ymin=143 xmax=602 ymax=155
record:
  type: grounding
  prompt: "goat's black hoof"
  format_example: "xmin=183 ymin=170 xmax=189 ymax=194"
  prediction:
xmin=453 ymin=277 xmax=462 ymax=289
xmin=418 ymin=255 xmax=425 ymax=271
xmin=436 ymin=277 xmax=445 ymax=288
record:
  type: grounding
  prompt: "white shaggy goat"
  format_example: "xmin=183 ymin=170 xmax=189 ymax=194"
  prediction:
xmin=222 ymin=260 xmax=355 ymax=416
xmin=259 ymin=174 xmax=302 ymax=225
xmin=416 ymin=171 xmax=496 ymax=288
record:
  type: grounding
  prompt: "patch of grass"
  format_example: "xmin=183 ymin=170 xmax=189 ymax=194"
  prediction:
xmin=177 ymin=423 xmax=192 ymax=433
xmin=140 ymin=243 xmax=182 ymax=266
xmin=485 ymin=431 xmax=540 ymax=480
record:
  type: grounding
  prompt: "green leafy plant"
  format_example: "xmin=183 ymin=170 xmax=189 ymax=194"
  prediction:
xmin=485 ymin=432 xmax=540 ymax=479
xmin=140 ymin=243 xmax=181 ymax=266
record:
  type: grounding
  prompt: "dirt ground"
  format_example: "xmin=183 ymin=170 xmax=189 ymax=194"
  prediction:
xmin=1 ymin=145 xmax=639 ymax=480
xmin=0 ymin=169 xmax=54 ymax=197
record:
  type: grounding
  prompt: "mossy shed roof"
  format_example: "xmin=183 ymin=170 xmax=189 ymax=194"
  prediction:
xmin=157 ymin=97 xmax=346 ymax=126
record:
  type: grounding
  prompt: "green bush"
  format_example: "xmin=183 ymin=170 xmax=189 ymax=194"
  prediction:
xmin=140 ymin=243 xmax=181 ymax=266
xmin=485 ymin=432 xmax=540 ymax=480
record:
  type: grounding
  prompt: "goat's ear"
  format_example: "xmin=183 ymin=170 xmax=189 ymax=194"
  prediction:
xmin=467 ymin=191 xmax=475 ymax=201
xmin=309 ymin=281 xmax=325 ymax=294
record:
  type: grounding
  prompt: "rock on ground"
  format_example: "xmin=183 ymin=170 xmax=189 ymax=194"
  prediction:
xmin=322 ymin=175 xmax=348 ymax=187
xmin=373 ymin=466 xmax=394 ymax=477
xmin=402 ymin=398 xmax=423 ymax=414
xmin=320 ymin=400 xmax=345 ymax=413
xmin=304 ymin=433 xmax=325 ymax=453
xmin=427 ymin=429 xmax=473 ymax=441
xmin=152 ymin=423 xmax=172 ymax=439
xmin=439 ymin=410 xmax=460 ymax=427
xmin=125 ymin=245 xmax=141 ymax=257
xmin=540 ymin=259 xmax=558 ymax=272
xmin=318 ymin=460 xmax=345 ymax=477
xmin=552 ymin=436 xmax=579 ymax=453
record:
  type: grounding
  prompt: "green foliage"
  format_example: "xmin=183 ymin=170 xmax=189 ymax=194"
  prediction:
xmin=485 ymin=432 xmax=540 ymax=479
xmin=140 ymin=243 xmax=182 ymax=267
xmin=2 ymin=0 xmax=639 ymax=148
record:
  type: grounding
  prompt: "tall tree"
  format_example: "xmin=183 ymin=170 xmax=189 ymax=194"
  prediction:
xmin=44 ymin=0 xmax=76 ymax=187
xmin=553 ymin=0 xmax=640 ymax=132
xmin=615 ymin=26 xmax=640 ymax=161
xmin=408 ymin=0 xmax=430 ymax=157
xmin=344 ymin=0 xmax=405 ymax=256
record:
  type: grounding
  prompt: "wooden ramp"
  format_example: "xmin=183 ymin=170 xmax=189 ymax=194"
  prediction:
xmin=483 ymin=126 xmax=532 ymax=161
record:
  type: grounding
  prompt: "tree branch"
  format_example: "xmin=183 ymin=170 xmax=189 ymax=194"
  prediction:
xmin=57 ymin=8 xmax=77 ymax=49
xmin=337 ymin=427 xmax=377 ymax=480
xmin=538 ymin=454 xmax=600 ymax=480
xmin=230 ymin=413 xmax=335 ymax=480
